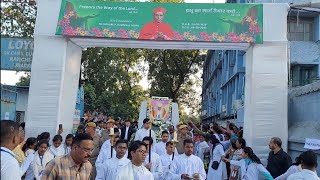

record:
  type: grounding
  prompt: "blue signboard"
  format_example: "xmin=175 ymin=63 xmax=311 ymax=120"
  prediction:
xmin=1 ymin=38 xmax=33 ymax=71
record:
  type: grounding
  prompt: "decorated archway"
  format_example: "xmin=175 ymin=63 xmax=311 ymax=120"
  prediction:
xmin=25 ymin=0 xmax=289 ymax=163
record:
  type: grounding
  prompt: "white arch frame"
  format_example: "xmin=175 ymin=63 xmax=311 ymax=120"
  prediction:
xmin=25 ymin=0 xmax=289 ymax=163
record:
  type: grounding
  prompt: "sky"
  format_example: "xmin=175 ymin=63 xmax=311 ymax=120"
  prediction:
xmin=0 ymin=0 xmax=225 ymax=86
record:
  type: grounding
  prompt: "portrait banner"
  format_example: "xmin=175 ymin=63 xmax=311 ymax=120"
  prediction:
xmin=56 ymin=0 xmax=263 ymax=43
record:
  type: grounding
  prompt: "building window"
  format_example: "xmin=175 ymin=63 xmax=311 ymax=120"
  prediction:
xmin=290 ymin=65 xmax=318 ymax=86
xmin=15 ymin=111 xmax=25 ymax=124
xmin=287 ymin=18 xmax=314 ymax=41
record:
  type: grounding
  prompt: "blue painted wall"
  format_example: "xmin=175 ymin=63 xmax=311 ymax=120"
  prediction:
xmin=314 ymin=15 xmax=319 ymax=42
xmin=1 ymin=85 xmax=17 ymax=120
xmin=202 ymin=50 xmax=245 ymax=123
xmin=288 ymin=85 xmax=320 ymax=175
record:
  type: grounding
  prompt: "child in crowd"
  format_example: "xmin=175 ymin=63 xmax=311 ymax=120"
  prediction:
xmin=22 ymin=137 xmax=37 ymax=156
xmin=49 ymin=135 xmax=65 ymax=158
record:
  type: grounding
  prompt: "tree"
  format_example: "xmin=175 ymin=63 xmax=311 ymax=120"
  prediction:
xmin=83 ymin=83 xmax=96 ymax=111
xmin=145 ymin=49 xmax=203 ymax=116
xmin=16 ymin=72 xmax=31 ymax=86
xmin=1 ymin=2 xmax=36 ymax=37
xmin=81 ymin=47 xmax=148 ymax=119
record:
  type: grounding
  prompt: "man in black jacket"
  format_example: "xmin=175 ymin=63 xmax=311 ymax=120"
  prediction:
xmin=267 ymin=137 xmax=292 ymax=178
xmin=121 ymin=119 xmax=134 ymax=142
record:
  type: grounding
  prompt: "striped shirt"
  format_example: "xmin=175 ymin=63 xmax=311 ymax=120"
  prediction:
xmin=41 ymin=154 xmax=92 ymax=180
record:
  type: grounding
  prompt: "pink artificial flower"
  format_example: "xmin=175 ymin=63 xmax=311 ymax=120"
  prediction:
xmin=63 ymin=26 xmax=75 ymax=35
xmin=200 ymin=32 xmax=208 ymax=37
xmin=58 ymin=20 xmax=65 ymax=26
xmin=96 ymin=33 xmax=103 ymax=37
xmin=91 ymin=28 xmax=100 ymax=33
xmin=256 ymin=27 xmax=262 ymax=33
xmin=232 ymin=37 xmax=240 ymax=42
xmin=117 ymin=29 xmax=126 ymax=34
xmin=58 ymin=19 xmax=70 ymax=27
xmin=228 ymin=32 xmax=237 ymax=38
xmin=173 ymin=31 xmax=180 ymax=36
xmin=249 ymin=25 xmax=256 ymax=32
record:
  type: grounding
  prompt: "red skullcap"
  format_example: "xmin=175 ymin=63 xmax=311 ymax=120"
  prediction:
xmin=153 ymin=7 xmax=166 ymax=14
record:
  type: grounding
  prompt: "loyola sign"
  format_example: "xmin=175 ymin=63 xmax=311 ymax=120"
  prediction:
xmin=1 ymin=38 xmax=33 ymax=71
xmin=56 ymin=1 xmax=263 ymax=43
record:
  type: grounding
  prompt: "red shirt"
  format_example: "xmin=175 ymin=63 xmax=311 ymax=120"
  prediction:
xmin=139 ymin=21 xmax=173 ymax=40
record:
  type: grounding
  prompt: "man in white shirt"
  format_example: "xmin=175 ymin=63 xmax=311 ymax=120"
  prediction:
xmin=143 ymin=136 xmax=163 ymax=180
xmin=96 ymin=134 xmax=121 ymax=168
xmin=96 ymin=139 xmax=130 ymax=180
xmin=169 ymin=139 xmax=206 ymax=180
xmin=1 ymin=120 xmax=22 ymax=180
xmin=288 ymin=150 xmax=320 ymax=180
xmin=134 ymin=118 xmax=156 ymax=143
xmin=116 ymin=141 xmax=154 ymax=180
xmin=155 ymin=131 xmax=169 ymax=156
xmin=160 ymin=141 xmax=176 ymax=180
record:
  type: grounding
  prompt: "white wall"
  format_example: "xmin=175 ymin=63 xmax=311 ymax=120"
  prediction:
xmin=243 ymin=4 xmax=289 ymax=164
xmin=16 ymin=89 xmax=29 ymax=112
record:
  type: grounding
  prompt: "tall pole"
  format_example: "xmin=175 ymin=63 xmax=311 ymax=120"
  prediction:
xmin=149 ymin=128 xmax=151 ymax=163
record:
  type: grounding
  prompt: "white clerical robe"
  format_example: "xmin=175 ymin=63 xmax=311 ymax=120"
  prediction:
xmin=134 ymin=128 xmax=156 ymax=143
xmin=96 ymin=140 xmax=128 ymax=168
xmin=116 ymin=161 xmax=154 ymax=180
xmin=168 ymin=154 xmax=206 ymax=180
xmin=95 ymin=156 xmax=130 ymax=180
xmin=160 ymin=153 xmax=175 ymax=180
xmin=144 ymin=152 xmax=163 ymax=180
xmin=195 ymin=141 xmax=209 ymax=162
xmin=154 ymin=142 xmax=166 ymax=156
xmin=154 ymin=142 xmax=178 ymax=157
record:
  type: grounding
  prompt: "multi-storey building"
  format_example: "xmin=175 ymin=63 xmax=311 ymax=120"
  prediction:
xmin=202 ymin=1 xmax=320 ymax=126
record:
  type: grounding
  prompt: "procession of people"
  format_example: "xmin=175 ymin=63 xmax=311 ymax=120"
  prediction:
xmin=1 ymin=114 xmax=319 ymax=180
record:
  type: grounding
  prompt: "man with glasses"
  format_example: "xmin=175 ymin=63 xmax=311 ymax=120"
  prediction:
xmin=116 ymin=141 xmax=154 ymax=180
xmin=41 ymin=133 xmax=94 ymax=179
xmin=96 ymin=139 xmax=130 ymax=180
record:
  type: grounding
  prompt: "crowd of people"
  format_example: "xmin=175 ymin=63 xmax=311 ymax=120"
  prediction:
xmin=1 ymin=115 xmax=319 ymax=180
